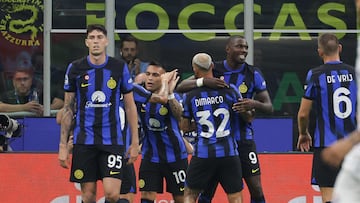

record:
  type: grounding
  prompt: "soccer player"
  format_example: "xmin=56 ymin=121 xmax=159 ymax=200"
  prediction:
xmin=177 ymin=36 xmax=273 ymax=203
xmin=321 ymin=2 xmax=360 ymax=201
xmin=297 ymin=33 xmax=357 ymax=203
xmin=181 ymin=53 xmax=247 ymax=203
xmin=118 ymin=69 xmax=180 ymax=203
xmin=136 ymin=61 xmax=188 ymax=203
xmin=58 ymin=24 xmax=140 ymax=203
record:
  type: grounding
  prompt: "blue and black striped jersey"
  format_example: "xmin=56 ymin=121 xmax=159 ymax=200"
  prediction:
xmin=303 ymin=61 xmax=357 ymax=147
xmin=64 ymin=55 xmax=133 ymax=145
xmin=213 ymin=60 xmax=267 ymax=141
xmin=182 ymin=85 xmax=240 ymax=158
xmin=135 ymin=91 xmax=187 ymax=163
xmin=119 ymin=84 xmax=152 ymax=152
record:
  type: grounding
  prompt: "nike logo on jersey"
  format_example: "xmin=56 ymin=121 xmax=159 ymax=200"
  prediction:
xmin=81 ymin=83 xmax=91 ymax=87
xmin=110 ymin=170 xmax=120 ymax=175
xmin=180 ymin=187 xmax=185 ymax=191
xmin=251 ymin=168 xmax=260 ymax=174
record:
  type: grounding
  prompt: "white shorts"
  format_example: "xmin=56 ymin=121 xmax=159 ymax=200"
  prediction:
xmin=333 ymin=143 xmax=360 ymax=203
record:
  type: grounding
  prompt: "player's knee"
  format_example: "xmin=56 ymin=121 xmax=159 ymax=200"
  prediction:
xmin=227 ymin=191 xmax=243 ymax=203
xmin=141 ymin=191 xmax=156 ymax=201
xmin=104 ymin=192 xmax=121 ymax=203
xmin=81 ymin=192 xmax=96 ymax=203
xmin=172 ymin=194 xmax=184 ymax=203
xmin=198 ymin=193 xmax=212 ymax=203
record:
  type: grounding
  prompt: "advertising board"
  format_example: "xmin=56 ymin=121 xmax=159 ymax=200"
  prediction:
xmin=0 ymin=153 xmax=321 ymax=203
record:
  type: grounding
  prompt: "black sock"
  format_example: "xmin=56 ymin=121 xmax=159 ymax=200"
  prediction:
xmin=198 ymin=194 xmax=212 ymax=203
xmin=141 ymin=199 xmax=154 ymax=203
xmin=117 ymin=199 xmax=130 ymax=203
xmin=251 ymin=196 xmax=266 ymax=203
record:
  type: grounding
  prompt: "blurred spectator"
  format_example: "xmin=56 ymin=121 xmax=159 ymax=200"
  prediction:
xmin=31 ymin=51 xmax=65 ymax=110
xmin=0 ymin=69 xmax=63 ymax=115
xmin=119 ymin=35 xmax=149 ymax=79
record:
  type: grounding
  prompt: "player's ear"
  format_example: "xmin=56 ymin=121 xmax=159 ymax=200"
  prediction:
xmin=338 ymin=44 xmax=342 ymax=53
xmin=85 ymin=39 xmax=89 ymax=48
xmin=317 ymin=48 xmax=323 ymax=58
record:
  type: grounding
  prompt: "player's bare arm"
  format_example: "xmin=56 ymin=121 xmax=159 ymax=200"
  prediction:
xmin=124 ymin=92 xmax=140 ymax=164
xmin=164 ymin=69 xmax=182 ymax=121
xmin=297 ymin=98 xmax=313 ymax=152
xmin=176 ymin=75 xmax=228 ymax=93
xmin=58 ymin=92 xmax=75 ymax=168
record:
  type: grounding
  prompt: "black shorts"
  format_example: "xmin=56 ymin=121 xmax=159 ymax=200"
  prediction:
xmin=186 ymin=156 xmax=243 ymax=194
xmin=120 ymin=163 xmax=137 ymax=194
xmin=312 ymin=147 xmax=341 ymax=187
xmin=237 ymin=139 xmax=261 ymax=177
xmin=70 ymin=144 xmax=126 ymax=183
xmin=139 ymin=159 xmax=188 ymax=195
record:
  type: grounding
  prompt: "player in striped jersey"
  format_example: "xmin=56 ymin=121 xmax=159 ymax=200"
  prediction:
xmin=177 ymin=36 xmax=273 ymax=203
xmin=322 ymin=4 xmax=360 ymax=203
xmin=58 ymin=24 xmax=139 ymax=203
xmin=110 ymin=70 xmax=180 ymax=203
xmin=135 ymin=62 xmax=188 ymax=203
xmin=181 ymin=53 xmax=252 ymax=203
xmin=297 ymin=33 xmax=357 ymax=203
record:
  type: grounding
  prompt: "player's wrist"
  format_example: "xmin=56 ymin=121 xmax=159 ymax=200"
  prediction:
xmin=196 ymin=78 xmax=204 ymax=87
xmin=168 ymin=93 xmax=175 ymax=100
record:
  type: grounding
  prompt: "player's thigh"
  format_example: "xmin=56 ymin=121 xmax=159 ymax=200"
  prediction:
xmin=98 ymin=145 xmax=126 ymax=180
xmin=163 ymin=159 xmax=188 ymax=195
xmin=139 ymin=159 xmax=163 ymax=192
xmin=218 ymin=156 xmax=243 ymax=194
xmin=120 ymin=163 xmax=137 ymax=195
xmin=70 ymin=145 xmax=99 ymax=182
xmin=186 ymin=157 xmax=218 ymax=191
xmin=312 ymin=147 xmax=340 ymax=187
xmin=237 ymin=140 xmax=261 ymax=178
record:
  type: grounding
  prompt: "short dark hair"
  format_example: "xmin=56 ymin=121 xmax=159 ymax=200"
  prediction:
xmin=12 ymin=68 xmax=34 ymax=79
xmin=318 ymin=33 xmax=339 ymax=56
xmin=148 ymin=60 xmax=163 ymax=68
xmin=86 ymin=24 xmax=107 ymax=37
xmin=120 ymin=35 xmax=138 ymax=49
xmin=226 ymin=35 xmax=246 ymax=46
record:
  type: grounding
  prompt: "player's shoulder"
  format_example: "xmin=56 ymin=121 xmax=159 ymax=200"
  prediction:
xmin=245 ymin=63 xmax=263 ymax=74
xmin=107 ymin=56 xmax=126 ymax=67
xmin=71 ymin=56 xmax=87 ymax=67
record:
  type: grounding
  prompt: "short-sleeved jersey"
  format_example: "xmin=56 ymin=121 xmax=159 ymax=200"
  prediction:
xmin=182 ymin=85 xmax=240 ymax=158
xmin=64 ymin=55 xmax=133 ymax=145
xmin=213 ymin=60 xmax=267 ymax=141
xmin=135 ymin=91 xmax=187 ymax=163
xmin=303 ymin=61 xmax=357 ymax=147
